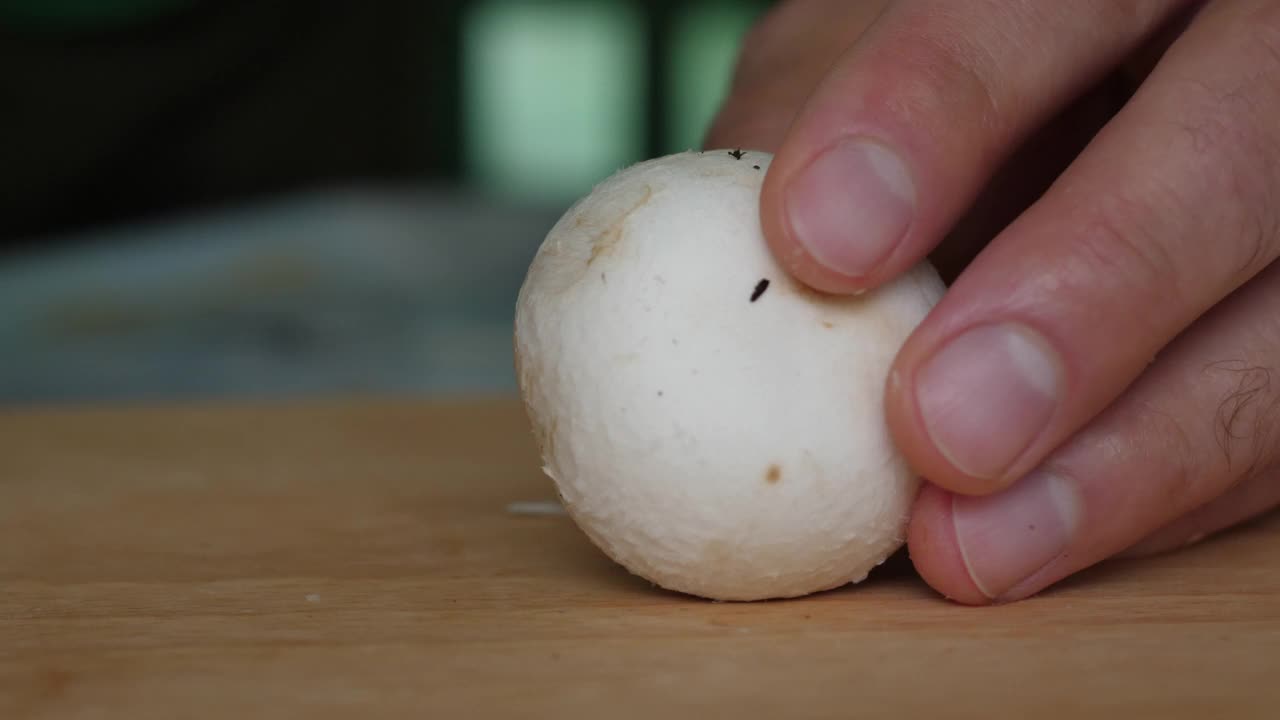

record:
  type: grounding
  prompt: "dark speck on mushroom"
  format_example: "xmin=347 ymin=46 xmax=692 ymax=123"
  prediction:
xmin=750 ymin=278 xmax=770 ymax=302
xmin=752 ymin=165 xmax=760 ymax=170
xmin=729 ymin=149 xmax=745 ymax=160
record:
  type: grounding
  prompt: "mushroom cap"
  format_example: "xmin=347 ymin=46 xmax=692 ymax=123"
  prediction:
xmin=514 ymin=150 xmax=945 ymax=601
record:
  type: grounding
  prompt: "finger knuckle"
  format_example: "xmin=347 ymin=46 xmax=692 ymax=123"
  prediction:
xmin=1161 ymin=91 xmax=1280 ymax=280
xmin=877 ymin=27 xmax=1007 ymax=144
xmin=857 ymin=1 xmax=1026 ymax=148
xmin=1236 ymin=7 xmax=1280 ymax=277
xmin=1204 ymin=133 xmax=1279 ymax=281
xmin=1076 ymin=194 xmax=1187 ymax=309
xmin=1176 ymin=5 xmax=1280 ymax=230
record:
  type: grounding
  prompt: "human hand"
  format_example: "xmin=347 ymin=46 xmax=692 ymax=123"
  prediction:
xmin=707 ymin=0 xmax=1280 ymax=604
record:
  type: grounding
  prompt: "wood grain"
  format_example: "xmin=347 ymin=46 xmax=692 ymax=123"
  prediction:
xmin=2 ymin=397 xmax=1277 ymax=719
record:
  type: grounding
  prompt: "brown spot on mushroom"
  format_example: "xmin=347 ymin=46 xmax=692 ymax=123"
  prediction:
xmin=822 ymin=321 xmax=834 ymax=329
xmin=765 ymin=464 xmax=782 ymax=484
xmin=588 ymin=224 xmax=623 ymax=264
xmin=586 ymin=184 xmax=653 ymax=266
xmin=701 ymin=539 xmax=733 ymax=564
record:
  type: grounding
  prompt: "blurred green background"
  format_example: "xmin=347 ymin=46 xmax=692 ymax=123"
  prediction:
xmin=0 ymin=0 xmax=769 ymax=405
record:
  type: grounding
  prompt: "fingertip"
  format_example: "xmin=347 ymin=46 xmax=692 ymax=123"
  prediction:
xmin=761 ymin=135 xmax=940 ymax=297
xmin=758 ymin=158 xmax=879 ymax=296
xmin=885 ymin=349 xmax=1012 ymax=499
xmin=907 ymin=482 xmax=991 ymax=605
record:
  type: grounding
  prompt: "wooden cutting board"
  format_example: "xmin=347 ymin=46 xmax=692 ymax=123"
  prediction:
xmin=2 ymin=397 xmax=1277 ymax=719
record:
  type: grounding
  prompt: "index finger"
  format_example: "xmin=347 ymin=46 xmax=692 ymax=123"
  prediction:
xmin=757 ymin=0 xmax=1181 ymax=294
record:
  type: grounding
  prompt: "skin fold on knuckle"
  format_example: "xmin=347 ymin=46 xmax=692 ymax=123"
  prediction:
xmin=1069 ymin=194 xmax=1192 ymax=330
xmin=1161 ymin=2 xmax=1280 ymax=278
xmin=886 ymin=0 xmax=1166 ymax=142
xmin=1066 ymin=71 xmax=1280 ymax=306
xmin=857 ymin=15 xmax=1013 ymax=158
xmin=1168 ymin=99 xmax=1279 ymax=280
xmin=1235 ymin=5 xmax=1280 ymax=274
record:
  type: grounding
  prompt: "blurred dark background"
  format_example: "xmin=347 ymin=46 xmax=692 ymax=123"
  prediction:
xmin=0 ymin=0 xmax=768 ymax=405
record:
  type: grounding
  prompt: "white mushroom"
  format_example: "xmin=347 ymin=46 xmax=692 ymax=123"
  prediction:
xmin=513 ymin=149 xmax=945 ymax=601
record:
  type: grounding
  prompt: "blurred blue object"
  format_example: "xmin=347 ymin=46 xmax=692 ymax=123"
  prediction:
xmin=0 ymin=186 xmax=563 ymax=405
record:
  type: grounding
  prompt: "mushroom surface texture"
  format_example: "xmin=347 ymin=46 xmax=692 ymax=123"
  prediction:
xmin=513 ymin=149 xmax=945 ymax=601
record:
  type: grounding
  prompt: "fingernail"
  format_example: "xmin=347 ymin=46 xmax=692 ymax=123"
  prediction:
xmin=785 ymin=139 xmax=915 ymax=278
xmin=916 ymin=323 xmax=1063 ymax=480
xmin=952 ymin=471 xmax=1080 ymax=599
